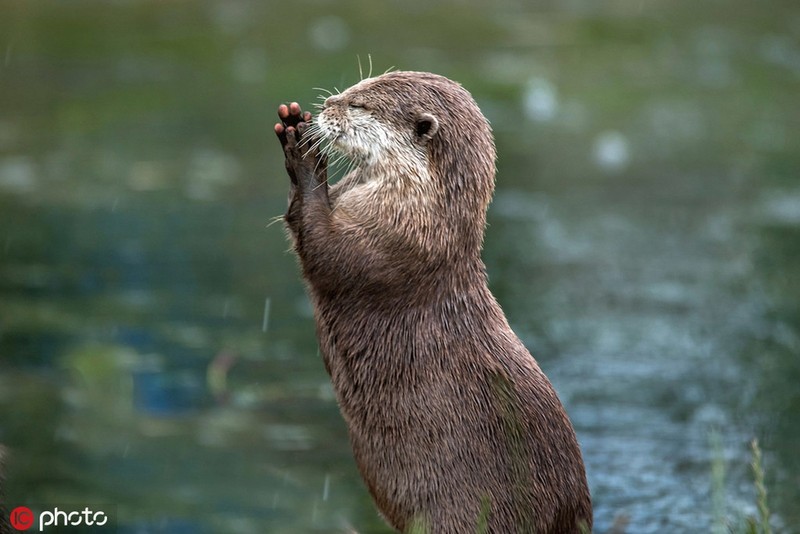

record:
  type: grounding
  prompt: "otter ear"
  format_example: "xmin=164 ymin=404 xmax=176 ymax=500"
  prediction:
xmin=415 ymin=113 xmax=439 ymax=143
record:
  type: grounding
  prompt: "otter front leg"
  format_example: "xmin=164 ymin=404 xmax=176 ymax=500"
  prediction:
xmin=274 ymin=103 xmax=330 ymax=249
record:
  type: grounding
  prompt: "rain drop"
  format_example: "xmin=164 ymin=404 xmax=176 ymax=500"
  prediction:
xmin=523 ymin=77 xmax=559 ymax=122
xmin=308 ymin=16 xmax=350 ymax=53
xmin=322 ymin=474 xmax=330 ymax=501
xmin=592 ymin=131 xmax=631 ymax=172
xmin=262 ymin=297 xmax=271 ymax=332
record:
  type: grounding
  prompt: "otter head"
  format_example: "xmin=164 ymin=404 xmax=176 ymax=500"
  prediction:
xmin=316 ymin=71 xmax=497 ymax=262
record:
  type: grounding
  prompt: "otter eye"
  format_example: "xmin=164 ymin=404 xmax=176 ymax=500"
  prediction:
xmin=349 ymin=103 xmax=366 ymax=110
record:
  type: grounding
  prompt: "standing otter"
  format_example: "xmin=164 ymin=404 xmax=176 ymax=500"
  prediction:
xmin=274 ymin=71 xmax=592 ymax=533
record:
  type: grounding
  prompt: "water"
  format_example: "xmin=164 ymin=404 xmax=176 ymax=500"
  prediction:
xmin=1 ymin=1 xmax=798 ymax=532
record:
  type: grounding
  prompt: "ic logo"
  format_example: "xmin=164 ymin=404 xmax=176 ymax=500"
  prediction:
xmin=9 ymin=506 xmax=34 ymax=531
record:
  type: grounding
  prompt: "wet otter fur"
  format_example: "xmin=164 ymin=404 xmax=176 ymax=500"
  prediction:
xmin=0 ymin=445 xmax=11 ymax=534
xmin=274 ymin=71 xmax=592 ymax=533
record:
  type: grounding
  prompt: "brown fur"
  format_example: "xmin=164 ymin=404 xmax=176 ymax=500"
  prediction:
xmin=276 ymin=71 xmax=592 ymax=533
xmin=0 ymin=445 xmax=10 ymax=534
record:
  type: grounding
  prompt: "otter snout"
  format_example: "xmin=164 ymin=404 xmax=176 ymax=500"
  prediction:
xmin=323 ymin=95 xmax=343 ymax=108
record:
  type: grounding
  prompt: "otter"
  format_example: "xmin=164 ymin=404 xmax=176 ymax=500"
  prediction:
xmin=273 ymin=71 xmax=592 ymax=533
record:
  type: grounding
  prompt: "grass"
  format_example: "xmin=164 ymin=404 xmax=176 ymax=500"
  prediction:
xmin=711 ymin=430 xmax=727 ymax=534
xmin=710 ymin=433 xmax=774 ymax=534
xmin=750 ymin=439 xmax=772 ymax=534
xmin=406 ymin=434 xmax=775 ymax=534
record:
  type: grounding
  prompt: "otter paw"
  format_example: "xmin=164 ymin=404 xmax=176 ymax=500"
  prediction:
xmin=274 ymin=102 xmax=313 ymax=148
xmin=281 ymin=123 xmax=327 ymax=191
xmin=275 ymin=103 xmax=327 ymax=192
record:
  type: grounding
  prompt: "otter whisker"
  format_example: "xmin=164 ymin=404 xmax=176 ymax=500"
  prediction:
xmin=330 ymin=150 xmax=349 ymax=165
xmin=305 ymin=136 xmax=326 ymax=155
xmin=327 ymin=150 xmax=346 ymax=166
xmin=325 ymin=153 xmax=352 ymax=180
xmin=300 ymin=126 xmax=324 ymax=146
xmin=266 ymin=214 xmax=285 ymax=228
xmin=342 ymin=160 xmax=357 ymax=179
xmin=327 ymin=153 xmax=348 ymax=170
xmin=322 ymin=149 xmax=340 ymax=168
xmin=301 ymin=137 xmax=327 ymax=159
xmin=313 ymin=87 xmax=334 ymax=97
xmin=298 ymin=131 xmax=319 ymax=149
xmin=357 ymin=55 xmax=363 ymax=81
xmin=312 ymin=158 xmax=325 ymax=177
xmin=298 ymin=123 xmax=322 ymax=143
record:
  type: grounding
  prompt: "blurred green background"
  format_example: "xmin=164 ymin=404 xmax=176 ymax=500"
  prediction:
xmin=1 ymin=0 xmax=798 ymax=532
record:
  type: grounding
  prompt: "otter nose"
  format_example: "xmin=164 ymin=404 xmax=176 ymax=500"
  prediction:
xmin=324 ymin=95 xmax=343 ymax=108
